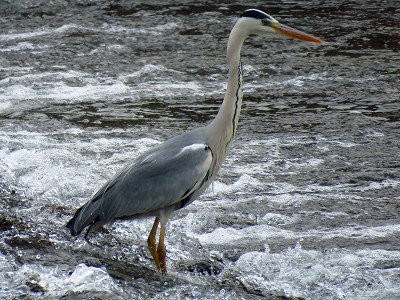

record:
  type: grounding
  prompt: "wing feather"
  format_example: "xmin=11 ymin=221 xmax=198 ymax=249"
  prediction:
xmin=96 ymin=141 xmax=212 ymax=223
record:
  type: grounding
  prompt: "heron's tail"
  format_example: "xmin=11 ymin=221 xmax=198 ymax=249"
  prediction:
xmin=66 ymin=200 xmax=102 ymax=236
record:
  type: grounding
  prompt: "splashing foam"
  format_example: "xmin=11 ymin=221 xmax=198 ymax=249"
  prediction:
xmin=236 ymin=245 xmax=400 ymax=299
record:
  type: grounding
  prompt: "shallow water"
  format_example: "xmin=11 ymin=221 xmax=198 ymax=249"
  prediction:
xmin=0 ymin=1 xmax=399 ymax=299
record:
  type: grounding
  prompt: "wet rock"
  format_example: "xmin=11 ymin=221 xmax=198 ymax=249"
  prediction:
xmin=175 ymin=259 xmax=224 ymax=275
xmin=26 ymin=274 xmax=46 ymax=293
xmin=60 ymin=290 xmax=115 ymax=300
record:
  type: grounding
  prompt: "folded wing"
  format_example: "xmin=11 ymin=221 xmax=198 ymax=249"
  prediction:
xmin=67 ymin=139 xmax=213 ymax=235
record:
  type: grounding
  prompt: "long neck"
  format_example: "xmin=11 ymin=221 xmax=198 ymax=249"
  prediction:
xmin=207 ymin=23 xmax=247 ymax=155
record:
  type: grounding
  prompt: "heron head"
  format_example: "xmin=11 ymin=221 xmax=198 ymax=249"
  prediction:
xmin=238 ymin=9 xmax=321 ymax=43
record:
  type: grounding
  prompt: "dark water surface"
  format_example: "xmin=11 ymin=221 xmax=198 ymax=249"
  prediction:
xmin=0 ymin=1 xmax=399 ymax=299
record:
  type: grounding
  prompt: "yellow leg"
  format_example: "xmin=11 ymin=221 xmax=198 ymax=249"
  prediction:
xmin=147 ymin=217 xmax=161 ymax=271
xmin=157 ymin=222 xmax=167 ymax=274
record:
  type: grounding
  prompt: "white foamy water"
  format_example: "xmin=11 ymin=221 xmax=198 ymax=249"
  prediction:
xmin=0 ymin=65 xmax=219 ymax=119
xmin=236 ymin=245 xmax=400 ymax=299
xmin=0 ymin=22 xmax=180 ymax=42
xmin=193 ymin=222 xmax=400 ymax=246
xmin=0 ymin=258 xmax=123 ymax=299
xmin=0 ymin=125 xmax=160 ymax=203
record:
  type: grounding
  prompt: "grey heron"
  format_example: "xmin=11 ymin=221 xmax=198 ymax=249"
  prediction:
xmin=66 ymin=9 xmax=321 ymax=273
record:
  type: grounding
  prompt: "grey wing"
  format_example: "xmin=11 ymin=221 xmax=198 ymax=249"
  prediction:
xmin=96 ymin=142 xmax=213 ymax=223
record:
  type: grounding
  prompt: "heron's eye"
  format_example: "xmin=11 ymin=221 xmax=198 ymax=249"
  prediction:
xmin=261 ymin=18 xmax=272 ymax=26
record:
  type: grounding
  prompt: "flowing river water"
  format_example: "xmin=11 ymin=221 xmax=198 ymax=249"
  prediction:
xmin=0 ymin=1 xmax=399 ymax=299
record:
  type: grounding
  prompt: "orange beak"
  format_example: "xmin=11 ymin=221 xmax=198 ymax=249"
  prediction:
xmin=272 ymin=23 xmax=321 ymax=43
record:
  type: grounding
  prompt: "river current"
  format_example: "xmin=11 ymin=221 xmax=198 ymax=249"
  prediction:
xmin=0 ymin=1 xmax=399 ymax=299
